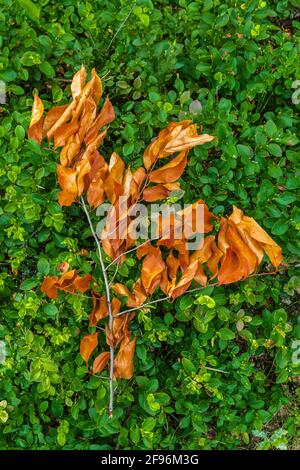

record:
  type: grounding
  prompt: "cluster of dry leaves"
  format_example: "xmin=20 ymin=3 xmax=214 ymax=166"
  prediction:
xmin=30 ymin=66 xmax=283 ymax=381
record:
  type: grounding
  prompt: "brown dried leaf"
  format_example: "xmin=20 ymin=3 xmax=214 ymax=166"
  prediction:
xmin=80 ymin=332 xmax=98 ymax=363
xmin=92 ymin=351 xmax=110 ymax=374
xmin=28 ymin=95 xmax=44 ymax=144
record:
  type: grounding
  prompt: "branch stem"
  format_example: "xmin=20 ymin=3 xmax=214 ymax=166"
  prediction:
xmin=80 ymin=196 xmax=115 ymax=417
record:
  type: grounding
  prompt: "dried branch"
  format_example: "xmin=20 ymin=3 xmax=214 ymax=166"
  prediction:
xmin=80 ymin=196 xmax=115 ymax=418
xmin=114 ymin=270 xmax=282 ymax=318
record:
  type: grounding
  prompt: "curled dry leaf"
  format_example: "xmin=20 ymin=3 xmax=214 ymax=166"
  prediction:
xmin=40 ymin=276 xmax=58 ymax=299
xmin=148 ymin=151 xmax=188 ymax=184
xmin=143 ymin=120 xmax=215 ymax=169
xmin=169 ymin=259 xmax=199 ymax=299
xmin=41 ymin=270 xmax=92 ymax=298
xmin=85 ymin=96 xmax=115 ymax=145
xmin=112 ymin=279 xmax=147 ymax=308
xmin=92 ymin=351 xmax=110 ymax=374
xmin=112 ymin=283 xmax=136 ymax=307
xmin=104 ymin=152 xmax=125 ymax=203
xmin=89 ymin=293 xmax=108 ymax=327
xmin=71 ymin=64 xmax=87 ymax=100
xmin=27 ymin=66 xmax=116 ymax=208
xmin=73 ymin=274 xmax=93 ymax=292
xmin=43 ymin=105 xmax=68 ymax=135
xmin=137 ymin=244 xmax=166 ymax=294
xmin=229 ymin=206 xmax=283 ymax=269
xmin=28 ymin=95 xmax=44 ymax=144
xmin=143 ymin=183 xmax=181 ymax=202
xmin=57 ymin=165 xmax=78 ymax=206
xmin=113 ymin=334 xmax=136 ymax=380
xmin=190 ymin=235 xmax=223 ymax=286
xmin=80 ymin=331 xmax=98 ymax=364
xmin=217 ymin=206 xmax=283 ymax=285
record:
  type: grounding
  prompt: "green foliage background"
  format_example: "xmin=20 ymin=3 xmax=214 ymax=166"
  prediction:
xmin=0 ymin=0 xmax=299 ymax=450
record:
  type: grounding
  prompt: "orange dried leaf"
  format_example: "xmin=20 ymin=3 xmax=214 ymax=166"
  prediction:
xmin=143 ymin=120 xmax=215 ymax=169
xmin=141 ymin=251 xmax=165 ymax=295
xmin=41 ymin=276 xmax=59 ymax=299
xmin=28 ymin=95 xmax=44 ymax=144
xmin=169 ymin=259 xmax=199 ymax=299
xmin=43 ymin=105 xmax=68 ymax=135
xmin=47 ymin=75 xmax=96 ymax=140
xmin=91 ymin=68 xmax=103 ymax=105
xmin=112 ymin=283 xmax=136 ymax=307
xmin=143 ymin=183 xmax=180 ymax=202
xmin=54 ymin=120 xmax=79 ymax=149
xmin=80 ymin=331 xmax=98 ymax=363
xmin=229 ymin=206 xmax=283 ymax=269
xmin=73 ymin=273 xmax=92 ymax=292
xmin=71 ymin=64 xmax=87 ymax=100
xmin=149 ymin=151 xmax=187 ymax=184
xmin=57 ymin=165 xmax=78 ymax=206
xmin=92 ymin=351 xmax=110 ymax=374
xmin=114 ymin=335 xmax=136 ymax=380
xmin=104 ymin=152 xmax=125 ymax=203
xmin=85 ymin=96 xmax=115 ymax=145
xmin=89 ymin=294 xmax=108 ymax=326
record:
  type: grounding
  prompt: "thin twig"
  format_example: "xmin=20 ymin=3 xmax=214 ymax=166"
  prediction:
xmin=80 ymin=196 xmax=115 ymax=418
xmin=90 ymin=374 xmax=110 ymax=380
xmin=109 ymin=258 xmax=121 ymax=285
xmin=42 ymin=146 xmax=60 ymax=155
xmin=63 ymin=290 xmax=94 ymax=299
xmin=106 ymin=1 xmax=137 ymax=52
xmin=204 ymin=366 xmax=229 ymax=374
xmin=101 ymin=70 xmax=111 ymax=80
xmin=52 ymin=78 xmax=72 ymax=83
xmin=114 ymin=270 xmax=283 ymax=318
xmin=114 ymin=295 xmax=172 ymax=317
xmin=105 ymin=238 xmax=155 ymax=271
xmin=105 ymin=224 xmax=180 ymax=271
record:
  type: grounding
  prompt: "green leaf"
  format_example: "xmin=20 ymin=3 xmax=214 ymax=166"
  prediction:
xmin=37 ymin=258 xmax=50 ymax=275
xmin=17 ymin=0 xmax=40 ymax=22
xmin=39 ymin=62 xmax=55 ymax=78
xmin=276 ymin=370 xmax=289 ymax=384
xmin=20 ymin=51 xmax=41 ymax=66
xmin=182 ymin=357 xmax=196 ymax=373
xmin=20 ymin=279 xmax=39 ymax=290
xmin=268 ymin=143 xmax=282 ymax=157
xmin=268 ymin=164 xmax=283 ymax=179
xmin=149 ymin=91 xmax=160 ymax=103
xmin=142 ymin=417 xmax=156 ymax=431
xmin=275 ymin=193 xmax=296 ymax=205
xmin=15 ymin=125 xmax=25 ymax=140
xmin=265 ymin=120 xmax=277 ymax=138
xmin=43 ymin=304 xmax=58 ymax=317
xmin=219 ymin=328 xmax=235 ymax=341
xmin=123 ymin=142 xmax=134 ymax=156
xmin=271 ymin=220 xmax=289 ymax=236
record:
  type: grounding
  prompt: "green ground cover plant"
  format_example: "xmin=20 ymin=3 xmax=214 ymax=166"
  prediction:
xmin=0 ymin=0 xmax=299 ymax=450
